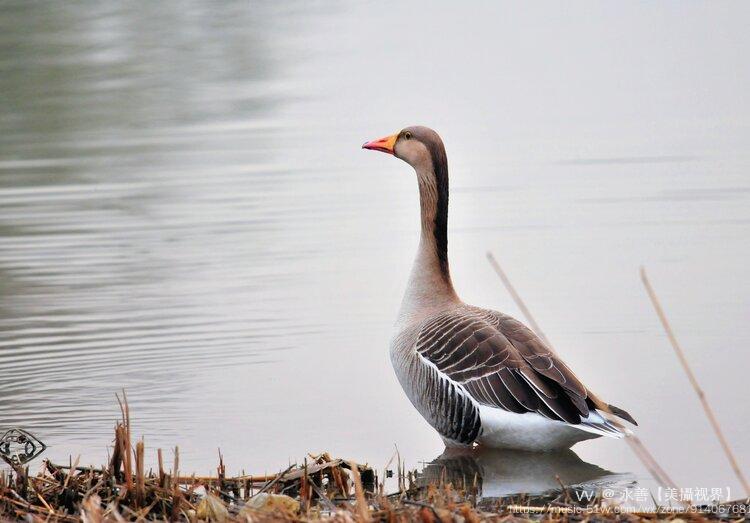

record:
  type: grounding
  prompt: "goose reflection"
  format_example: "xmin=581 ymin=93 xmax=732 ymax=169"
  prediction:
xmin=419 ymin=447 xmax=632 ymax=499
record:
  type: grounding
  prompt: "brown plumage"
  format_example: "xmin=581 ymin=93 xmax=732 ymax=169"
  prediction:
xmin=363 ymin=126 xmax=636 ymax=450
xmin=415 ymin=306 xmax=636 ymax=430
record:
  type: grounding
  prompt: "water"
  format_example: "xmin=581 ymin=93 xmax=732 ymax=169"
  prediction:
xmin=1 ymin=1 xmax=749 ymax=502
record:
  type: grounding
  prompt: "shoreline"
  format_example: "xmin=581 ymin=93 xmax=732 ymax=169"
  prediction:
xmin=1 ymin=408 xmax=747 ymax=522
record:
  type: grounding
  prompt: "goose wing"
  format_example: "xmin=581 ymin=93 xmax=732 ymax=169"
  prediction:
xmin=415 ymin=307 xmax=636 ymax=428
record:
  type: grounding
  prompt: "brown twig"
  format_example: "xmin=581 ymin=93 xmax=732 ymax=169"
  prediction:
xmin=640 ymin=267 xmax=750 ymax=496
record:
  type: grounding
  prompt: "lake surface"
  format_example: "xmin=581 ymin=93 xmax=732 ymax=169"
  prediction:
xmin=1 ymin=1 xmax=749 ymax=503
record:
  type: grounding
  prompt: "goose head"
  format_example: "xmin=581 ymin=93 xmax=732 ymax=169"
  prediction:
xmin=362 ymin=126 xmax=446 ymax=174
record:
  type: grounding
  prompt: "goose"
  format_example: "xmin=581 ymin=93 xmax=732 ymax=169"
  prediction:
xmin=362 ymin=126 xmax=636 ymax=451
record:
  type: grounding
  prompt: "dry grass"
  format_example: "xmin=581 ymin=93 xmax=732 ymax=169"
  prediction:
xmin=1 ymin=400 xmax=747 ymax=522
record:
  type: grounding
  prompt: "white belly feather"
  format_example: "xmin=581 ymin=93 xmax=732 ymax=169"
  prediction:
xmin=476 ymin=405 xmax=600 ymax=451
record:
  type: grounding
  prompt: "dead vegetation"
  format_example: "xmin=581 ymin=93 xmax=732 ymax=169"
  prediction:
xmin=1 ymin=396 xmax=747 ymax=522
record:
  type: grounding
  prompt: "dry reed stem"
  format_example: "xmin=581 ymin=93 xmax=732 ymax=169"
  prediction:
xmin=625 ymin=433 xmax=679 ymax=491
xmin=349 ymin=461 xmax=371 ymax=522
xmin=116 ymin=392 xmax=133 ymax=498
xmin=134 ymin=440 xmax=145 ymax=508
xmin=173 ymin=472 xmax=278 ymax=484
xmin=486 ymin=252 xmax=551 ymax=347
xmin=34 ymin=488 xmax=54 ymax=514
xmin=485 ymin=251 xmax=680 ymax=493
xmin=640 ymin=267 xmax=750 ymax=496
xmin=157 ymin=448 xmax=165 ymax=488
xmin=171 ymin=446 xmax=181 ymax=521
xmin=63 ymin=456 xmax=80 ymax=491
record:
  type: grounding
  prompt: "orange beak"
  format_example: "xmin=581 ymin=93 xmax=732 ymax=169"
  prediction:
xmin=362 ymin=133 xmax=398 ymax=155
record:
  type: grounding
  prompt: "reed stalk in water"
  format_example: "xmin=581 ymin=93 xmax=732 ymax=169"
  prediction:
xmin=640 ymin=266 xmax=750 ymax=496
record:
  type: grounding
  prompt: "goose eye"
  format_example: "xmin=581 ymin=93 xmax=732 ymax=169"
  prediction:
xmin=404 ymin=131 xmax=412 ymax=140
